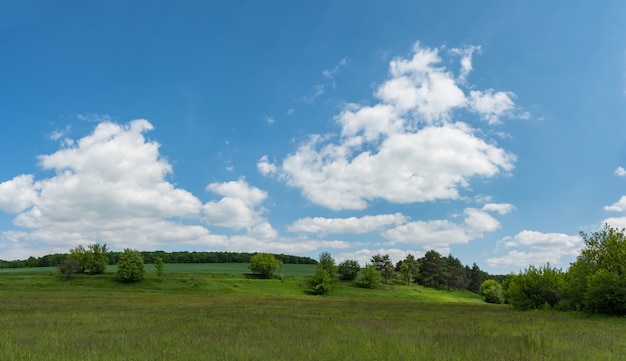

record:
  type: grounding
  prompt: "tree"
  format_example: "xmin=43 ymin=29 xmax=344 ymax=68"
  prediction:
xmin=249 ymin=253 xmax=282 ymax=279
xmin=358 ymin=264 xmax=382 ymax=289
xmin=155 ymin=256 xmax=165 ymax=276
xmin=57 ymin=256 xmax=81 ymax=279
xmin=565 ymin=224 xmax=626 ymax=314
xmin=505 ymin=264 xmax=564 ymax=310
xmin=69 ymin=243 xmax=109 ymax=274
xmin=399 ymin=254 xmax=419 ymax=286
xmin=338 ymin=259 xmax=360 ymax=281
xmin=467 ymin=263 xmax=485 ymax=293
xmin=480 ymin=279 xmax=503 ymax=304
xmin=117 ymin=249 xmax=145 ymax=282
xmin=371 ymin=254 xmax=394 ymax=284
xmin=445 ymin=255 xmax=467 ymax=290
xmin=311 ymin=252 xmax=337 ymax=294
xmin=418 ymin=250 xmax=447 ymax=288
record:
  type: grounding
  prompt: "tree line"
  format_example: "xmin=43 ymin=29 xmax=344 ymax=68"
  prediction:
xmin=480 ymin=224 xmax=626 ymax=316
xmin=0 ymin=250 xmax=317 ymax=269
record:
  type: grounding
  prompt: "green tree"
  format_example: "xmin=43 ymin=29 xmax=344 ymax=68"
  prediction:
xmin=69 ymin=243 xmax=109 ymax=274
xmin=249 ymin=253 xmax=282 ymax=278
xmin=506 ymin=264 xmax=564 ymax=310
xmin=399 ymin=254 xmax=419 ymax=286
xmin=311 ymin=252 xmax=337 ymax=294
xmin=155 ymin=256 xmax=165 ymax=276
xmin=358 ymin=264 xmax=382 ymax=289
xmin=480 ymin=279 xmax=503 ymax=304
xmin=418 ymin=250 xmax=447 ymax=287
xmin=565 ymin=224 xmax=626 ymax=314
xmin=117 ymin=249 xmax=145 ymax=282
xmin=338 ymin=259 xmax=360 ymax=281
xmin=371 ymin=254 xmax=394 ymax=284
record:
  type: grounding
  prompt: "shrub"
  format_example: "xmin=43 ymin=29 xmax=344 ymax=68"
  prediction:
xmin=338 ymin=259 xmax=361 ymax=281
xmin=358 ymin=264 xmax=382 ymax=289
xmin=249 ymin=253 xmax=282 ymax=278
xmin=117 ymin=249 xmax=145 ymax=283
xmin=480 ymin=279 xmax=503 ymax=304
xmin=311 ymin=268 xmax=333 ymax=295
xmin=58 ymin=256 xmax=81 ymax=279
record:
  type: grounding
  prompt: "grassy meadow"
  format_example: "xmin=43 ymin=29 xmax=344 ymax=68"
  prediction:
xmin=0 ymin=265 xmax=625 ymax=360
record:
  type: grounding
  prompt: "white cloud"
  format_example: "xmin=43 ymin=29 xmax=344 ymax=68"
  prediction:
xmin=266 ymin=117 xmax=275 ymax=125
xmin=280 ymin=123 xmax=515 ymax=210
xmin=0 ymin=120 xmax=231 ymax=258
xmin=481 ymin=202 xmax=515 ymax=215
xmin=615 ymin=166 xmax=626 ymax=176
xmin=486 ymin=230 xmax=581 ymax=269
xmin=603 ymin=216 xmax=626 ymax=229
xmin=203 ymin=179 xmax=268 ymax=230
xmin=449 ymin=45 xmax=481 ymax=83
xmin=288 ymin=213 xmax=407 ymax=235
xmin=0 ymin=175 xmax=38 ymax=213
xmin=604 ymin=196 xmax=626 ymax=212
xmin=266 ymin=42 xmax=518 ymax=211
xmin=257 ymin=155 xmax=277 ymax=176
xmin=383 ymin=208 xmax=504 ymax=254
xmin=468 ymin=89 xmax=515 ymax=125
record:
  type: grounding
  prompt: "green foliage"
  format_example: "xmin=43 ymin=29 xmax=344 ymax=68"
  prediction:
xmin=505 ymin=264 xmax=564 ymax=310
xmin=337 ymin=259 xmax=360 ymax=281
xmin=371 ymin=254 xmax=394 ymax=283
xmin=399 ymin=254 xmax=419 ymax=286
xmin=69 ymin=243 xmax=109 ymax=275
xmin=565 ymin=224 xmax=626 ymax=315
xmin=249 ymin=253 xmax=282 ymax=278
xmin=311 ymin=268 xmax=333 ymax=295
xmin=57 ymin=256 xmax=81 ymax=279
xmin=155 ymin=256 xmax=165 ymax=276
xmin=117 ymin=249 xmax=145 ymax=283
xmin=583 ymin=269 xmax=626 ymax=315
xmin=311 ymin=252 xmax=337 ymax=294
xmin=358 ymin=264 xmax=382 ymax=289
xmin=480 ymin=279 xmax=503 ymax=304
xmin=418 ymin=250 xmax=448 ymax=288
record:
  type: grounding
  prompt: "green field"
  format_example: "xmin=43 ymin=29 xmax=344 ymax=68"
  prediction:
xmin=1 ymin=267 xmax=625 ymax=360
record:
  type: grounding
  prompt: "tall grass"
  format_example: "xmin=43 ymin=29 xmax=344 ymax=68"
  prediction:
xmin=0 ymin=272 xmax=625 ymax=360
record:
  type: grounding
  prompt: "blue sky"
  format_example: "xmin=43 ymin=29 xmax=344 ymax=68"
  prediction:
xmin=1 ymin=1 xmax=625 ymax=273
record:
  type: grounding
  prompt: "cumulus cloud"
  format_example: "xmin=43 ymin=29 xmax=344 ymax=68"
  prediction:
xmin=615 ymin=166 xmax=626 ymax=176
xmin=288 ymin=213 xmax=408 ymax=235
xmin=383 ymin=207 xmax=506 ymax=254
xmin=203 ymin=178 xmax=270 ymax=231
xmin=486 ymin=230 xmax=581 ymax=269
xmin=0 ymin=120 xmax=230 ymax=258
xmin=263 ymin=42 xmax=518 ymax=210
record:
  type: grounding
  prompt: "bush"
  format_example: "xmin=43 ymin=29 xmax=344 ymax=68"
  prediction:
xmin=311 ymin=252 xmax=337 ymax=294
xmin=480 ymin=279 xmax=503 ymax=304
xmin=58 ymin=256 xmax=81 ymax=279
xmin=117 ymin=249 xmax=145 ymax=283
xmin=249 ymin=253 xmax=282 ymax=278
xmin=358 ymin=264 xmax=382 ymax=289
xmin=338 ymin=259 xmax=360 ymax=281
xmin=505 ymin=265 xmax=564 ymax=310
xmin=311 ymin=268 xmax=333 ymax=295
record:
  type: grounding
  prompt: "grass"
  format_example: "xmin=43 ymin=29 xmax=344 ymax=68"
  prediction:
xmin=1 ymin=269 xmax=625 ymax=360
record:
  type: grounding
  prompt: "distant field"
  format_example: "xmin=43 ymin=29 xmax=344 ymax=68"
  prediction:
xmin=0 ymin=271 xmax=625 ymax=360
xmin=0 ymin=263 xmax=316 ymax=276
